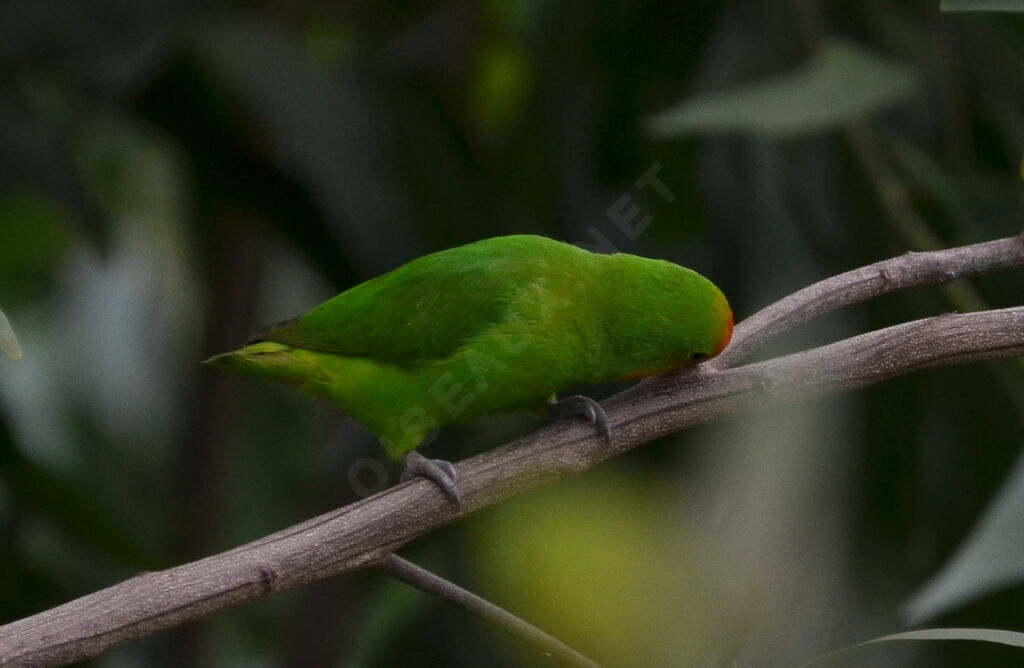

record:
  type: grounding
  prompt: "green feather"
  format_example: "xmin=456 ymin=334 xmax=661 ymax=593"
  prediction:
xmin=206 ymin=235 xmax=732 ymax=459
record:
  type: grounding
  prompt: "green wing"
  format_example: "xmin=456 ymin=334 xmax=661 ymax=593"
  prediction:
xmin=255 ymin=235 xmax=583 ymax=366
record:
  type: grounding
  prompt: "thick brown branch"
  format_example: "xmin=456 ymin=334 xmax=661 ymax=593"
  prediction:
xmin=2 ymin=237 xmax=1023 ymax=667
xmin=710 ymin=234 xmax=1024 ymax=369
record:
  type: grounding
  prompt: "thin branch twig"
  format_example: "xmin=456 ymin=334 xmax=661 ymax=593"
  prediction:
xmin=1 ymin=234 xmax=1023 ymax=667
xmin=378 ymin=555 xmax=600 ymax=668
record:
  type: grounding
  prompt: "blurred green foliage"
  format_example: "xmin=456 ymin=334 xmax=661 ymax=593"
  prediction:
xmin=1 ymin=0 xmax=1024 ymax=666
xmin=647 ymin=39 xmax=921 ymax=138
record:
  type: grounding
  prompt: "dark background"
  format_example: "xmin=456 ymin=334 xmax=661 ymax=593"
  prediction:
xmin=1 ymin=0 xmax=1024 ymax=665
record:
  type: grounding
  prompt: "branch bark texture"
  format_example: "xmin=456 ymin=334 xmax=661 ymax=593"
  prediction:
xmin=710 ymin=234 xmax=1024 ymax=368
xmin=2 ymin=234 xmax=1023 ymax=667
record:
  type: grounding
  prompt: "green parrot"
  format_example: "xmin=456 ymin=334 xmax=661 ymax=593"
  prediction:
xmin=205 ymin=235 xmax=733 ymax=502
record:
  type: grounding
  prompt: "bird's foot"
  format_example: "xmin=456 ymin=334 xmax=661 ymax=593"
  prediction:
xmin=547 ymin=394 xmax=612 ymax=443
xmin=401 ymin=451 xmax=462 ymax=506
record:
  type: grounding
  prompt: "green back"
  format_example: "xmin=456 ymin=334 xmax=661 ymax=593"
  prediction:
xmin=257 ymin=235 xmax=590 ymax=365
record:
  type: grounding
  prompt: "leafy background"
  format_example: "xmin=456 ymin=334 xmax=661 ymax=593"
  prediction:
xmin=1 ymin=0 xmax=1023 ymax=665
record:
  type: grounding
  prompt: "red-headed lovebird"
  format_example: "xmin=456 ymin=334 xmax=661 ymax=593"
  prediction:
xmin=206 ymin=235 xmax=733 ymax=502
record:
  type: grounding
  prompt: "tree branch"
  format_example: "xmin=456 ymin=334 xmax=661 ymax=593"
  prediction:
xmin=377 ymin=555 xmax=600 ymax=668
xmin=709 ymin=233 xmax=1024 ymax=369
xmin=2 ymin=234 xmax=1023 ymax=667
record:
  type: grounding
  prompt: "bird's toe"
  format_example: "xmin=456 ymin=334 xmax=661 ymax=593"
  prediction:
xmin=402 ymin=451 xmax=462 ymax=506
xmin=548 ymin=394 xmax=613 ymax=444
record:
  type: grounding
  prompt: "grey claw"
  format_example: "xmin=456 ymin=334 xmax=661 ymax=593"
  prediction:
xmin=435 ymin=458 xmax=458 ymax=482
xmin=548 ymin=395 xmax=612 ymax=444
xmin=402 ymin=451 xmax=462 ymax=506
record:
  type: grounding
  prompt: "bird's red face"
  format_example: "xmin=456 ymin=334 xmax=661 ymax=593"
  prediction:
xmin=712 ymin=308 xmax=734 ymax=357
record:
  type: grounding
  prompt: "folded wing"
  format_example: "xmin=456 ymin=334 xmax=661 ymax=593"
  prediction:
xmin=254 ymin=236 xmax=573 ymax=367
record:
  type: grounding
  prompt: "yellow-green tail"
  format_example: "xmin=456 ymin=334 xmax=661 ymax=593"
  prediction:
xmin=205 ymin=341 xmax=433 ymax=459
xmin=202 ymin=341 xmax=312 ymax=386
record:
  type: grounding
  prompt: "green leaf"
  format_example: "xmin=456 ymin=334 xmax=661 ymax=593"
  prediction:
xmin=646 ymin=39 xmax=919 ymax=139
xmin=902 ymin=449 xmax=1024 ymax=623
xmin=941 ymin=0 xmax=1024 ymax=11
xmin=801 ymin=628 xmax=1024 ymax=666
xmin=0 ymin=306 xmax=21 ymax=360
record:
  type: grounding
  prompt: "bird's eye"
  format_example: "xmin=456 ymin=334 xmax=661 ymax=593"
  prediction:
xmin=690 ymin=352 xmax=708 ymax=364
